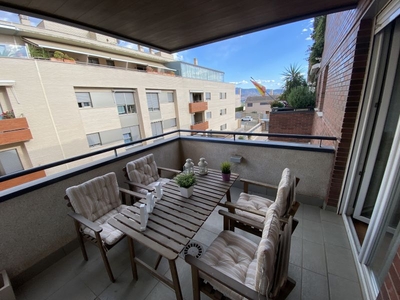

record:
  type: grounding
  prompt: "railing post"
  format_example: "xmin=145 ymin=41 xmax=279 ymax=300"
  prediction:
xmin=114 ymin=149 xmax=118 ymax=157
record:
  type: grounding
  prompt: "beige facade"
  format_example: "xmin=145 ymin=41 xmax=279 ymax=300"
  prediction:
xmin=245 ymin=96 xmax=275 ymax=114
xmin=0 ymin=20 xmax=236 ymax=178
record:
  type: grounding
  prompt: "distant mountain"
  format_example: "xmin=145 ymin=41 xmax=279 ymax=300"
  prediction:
xmin=236 ymin=88 xmax=283 ymax=102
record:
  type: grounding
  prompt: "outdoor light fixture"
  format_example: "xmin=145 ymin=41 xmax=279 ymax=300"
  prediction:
xmin=183 ymin=158 xmax=195 ymax=174
xmin=198 ymin=158 xmax=208 ymax=175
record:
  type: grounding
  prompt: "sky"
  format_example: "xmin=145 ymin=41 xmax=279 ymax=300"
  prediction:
xmin=0 ymin=10 xmax=314 ymax=90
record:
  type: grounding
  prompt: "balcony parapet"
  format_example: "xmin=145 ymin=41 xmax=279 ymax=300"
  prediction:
xmin=189 ymin=101 xmax=208 ymax=113
xmin=190 ymin=121 xmax=209 ymax=131
xmin=0 ymin=117 xmax=32 ymax=145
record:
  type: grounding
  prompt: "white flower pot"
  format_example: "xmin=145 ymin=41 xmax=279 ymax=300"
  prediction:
xmin=0 ymin=270 xmax=16 ymax=300
xmin=179 ymin=186 xmax=194 ymax=198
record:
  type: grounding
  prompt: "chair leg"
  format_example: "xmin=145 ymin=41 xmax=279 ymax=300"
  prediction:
xmin=190 ymin=265 xmax=201 ymax=300
xmin=95 ymin=232 xmax=115 ymax=283
xmin=73 ymin=220 xmax=88 ymax=261
xmin=154 ymin=254 xmax=163 ymax=270
xmin=275 ymin=277 xmax=296 ymax=300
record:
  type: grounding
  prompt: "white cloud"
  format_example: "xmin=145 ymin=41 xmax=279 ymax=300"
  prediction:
xmin=230 ymin=80 xmax=248 ymax=85
xmin=173 ymin=53 xmax=184 ymax=61
xmin=302 ymin=28 xmax=308 ymax=32
xmin=306 ymin=36 xmax=312 ymax=41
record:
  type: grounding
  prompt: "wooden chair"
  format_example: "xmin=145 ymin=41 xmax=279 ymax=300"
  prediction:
xmin=123 ymin=153 xmax=180 ymax=195
xmin=185 ymin=208 xmax=295 ymax=300
xmin=226 ymin=168 xmax=300 ymax=236
xmin=65 ymin=172 xmax=144 ymax=282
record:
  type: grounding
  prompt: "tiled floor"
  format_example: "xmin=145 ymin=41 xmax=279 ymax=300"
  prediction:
xmin=15 ymin=187 xmax=363 ymax=300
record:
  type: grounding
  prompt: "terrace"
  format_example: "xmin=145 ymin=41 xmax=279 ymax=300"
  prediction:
xmin=0 ymin=131 xmax=363 ymax=299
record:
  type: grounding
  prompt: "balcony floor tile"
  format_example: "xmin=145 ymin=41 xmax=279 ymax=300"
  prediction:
xmin=15 ymin=189 xmax=363 ymax=300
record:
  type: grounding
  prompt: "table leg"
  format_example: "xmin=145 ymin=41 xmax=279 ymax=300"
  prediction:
xmin=128 ymin=237 xmax=138 ymax=280
xmin=226 ymin=189 xmax=232 ymax=202
xmin=169 ymin=259 xmax=183 ymax=300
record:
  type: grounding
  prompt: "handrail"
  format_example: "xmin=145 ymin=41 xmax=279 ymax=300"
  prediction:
xmin=0 ymin=129 xmax=336 ymax=182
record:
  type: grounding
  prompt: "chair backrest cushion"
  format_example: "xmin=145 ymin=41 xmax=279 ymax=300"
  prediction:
xmin=66 ymin=172 xmax=121 ymax=221
xmin=126 ymin=153 xmax=160 ymax=186
xmin=254 ymin=208 xmax=281 ymax=296
xmin=275 ymin=168 xmax=291 ymax=217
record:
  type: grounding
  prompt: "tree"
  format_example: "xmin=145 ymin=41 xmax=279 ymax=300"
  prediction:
xmin=287 ymin=86 xmax=315 ymax=109
xmin=307 ymin=16 xmax=326 ymax=84
xmin=280 ymin=63 xmax=307 ymax=100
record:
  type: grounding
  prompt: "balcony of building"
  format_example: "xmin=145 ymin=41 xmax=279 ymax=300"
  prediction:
xmin=0 ymin=117 xmax=32 ymax=146
xmin=189 ymin=101 xmax=208 ymax=114
xmin=0 ymin=131 xmax=364 ymax=300
xmin=190 ymin=121 xmax=209 ymax=131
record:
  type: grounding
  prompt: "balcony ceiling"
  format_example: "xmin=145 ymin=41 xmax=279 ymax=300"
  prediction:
xmin=0 ymin=0 xmax=358 ymax=53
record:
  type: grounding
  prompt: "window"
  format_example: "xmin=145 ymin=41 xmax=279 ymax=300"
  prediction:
xmin=115 ymin=92 xmax=136 ymax=114
xmin=191 ymin=92 xmax=203 ymax=103
xmin=163 ymin=118 xmax=177 ymax=129
xmin=220 ymin=108 xmax=227 ymax=115
xmin=106 ymin=60 xmax=115 ymax=66
xmin=206 ymin=112 xmax=212 ymax=119
xmin=136 ymin=64 xmax=147 ymax=71
xmin=147 ymin=93 xmax=160 ymax=111
xmin=151 ymin=121 xmax=163 ymax=136
xmin=219 ymin=92 xmax=227 ymax=99
xmin=123 ymin=132 xmax=132 ymax=144
xmin=122 ymin=126 xmax=141 ymax=144
xmin=220 ymin=124 xmax=227 ymax=130
xmin=167 ymin=92 xmax=174 ymax=103
xmin=260 ymin=102 xmax=268 ymax=105
xmin=87 ymin=133 xmax=101 ymax=147
xmin=205 ymin=92 xmax=211 ymax=100
xmin=0 ymin=149 xmax=23 ymax=176
xmin=247 ymin=103 xmax=253 ymax=107
xmin=76 ymin=92 xmax=92 ymax=108
xmin=88 ymin=57 xmax=99 ymax=64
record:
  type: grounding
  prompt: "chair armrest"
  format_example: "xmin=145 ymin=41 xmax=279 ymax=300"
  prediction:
xmin=157 ymin=166 xmax=181 ymax=175
xmin=67 ymin=211 xmax=102 ymax=233
xmin=225 ymin=202 xmax=266 ymax=217
xmin=219 ymin=210 xmax=264 ymax=231
xmin=125 ymin=181 xmax=155 ymax=191
xmin=185 ymin=255 xmax=266 ymax=300
xmin=119 ymin=187 xmax=146 ymax=199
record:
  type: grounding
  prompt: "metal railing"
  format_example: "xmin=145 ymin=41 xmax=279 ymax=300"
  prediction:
xmin=0 ymin=129 xmax=336 ymax=183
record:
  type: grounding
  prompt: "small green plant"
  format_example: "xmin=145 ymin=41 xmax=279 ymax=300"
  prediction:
xmin=174 ymin=173 xmax=196 ymax=188
xmin=53 ymin=51 xmax=65 ymax=59
xmin=63 ymin=53 xmax=75 ymax=61
xmin=220 ymin=161 xmax=231 ymax=174
xmin=238 ymin=136 xmax=245 ymax=140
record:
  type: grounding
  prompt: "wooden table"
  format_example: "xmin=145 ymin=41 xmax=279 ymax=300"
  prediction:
xmin=108 ymin=168 xmax=238 ymax=300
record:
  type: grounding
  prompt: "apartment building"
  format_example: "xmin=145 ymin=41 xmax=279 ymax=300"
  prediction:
xmin=0 ymin=17 xmax=236 ymax=187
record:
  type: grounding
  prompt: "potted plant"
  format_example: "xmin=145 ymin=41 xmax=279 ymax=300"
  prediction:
xmin=220 ymin=161 xmax=231 ymax=181
xmin=63 ymin=53 xmax=76 ymax=63
xmin=174 ymin=173 xmax=196 ymax=197
xmin=51 ymin=50 xmax=65 ymax=62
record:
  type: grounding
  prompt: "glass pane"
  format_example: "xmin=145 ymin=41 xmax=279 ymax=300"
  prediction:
xmin=370 ymin=173 xmax=400 ymax=285
xmin=117 ymin=105 xmax=126 ymax=114
xmin=361 ymin=53 xmax=400 ymax=219
xmin=0 ymin=149 xmax=23 ymax=175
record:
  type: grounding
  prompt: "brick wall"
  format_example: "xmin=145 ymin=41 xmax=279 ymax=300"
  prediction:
xmin=311 ymin=0 xmax=373 ymax=207
xmin=377 ymin=246 xmax=400 ymax=300
xmin=269 ymin=110 xmax=314 ymax=143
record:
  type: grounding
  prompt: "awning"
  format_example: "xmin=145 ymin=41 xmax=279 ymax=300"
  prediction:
xmin=22 ymin=37 xmax=175 ymax=71
xmin=1 ymin=0 xmax=359 ymax=53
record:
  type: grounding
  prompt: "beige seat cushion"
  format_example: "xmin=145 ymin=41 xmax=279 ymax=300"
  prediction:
xmin=235 ymin=168 xmax=292 ymax=221
xmin=66 ymin=172 xmax=125 ymax=246
xmin=126 ymin=153 xmax=171 ymax=194
xmin=199 ymin=209 xmax=281 ymax=299
xmin=235 ymin=193 xmax=275 ymax=222
xmin=200 ymin=230 xmax=259 ymax=300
